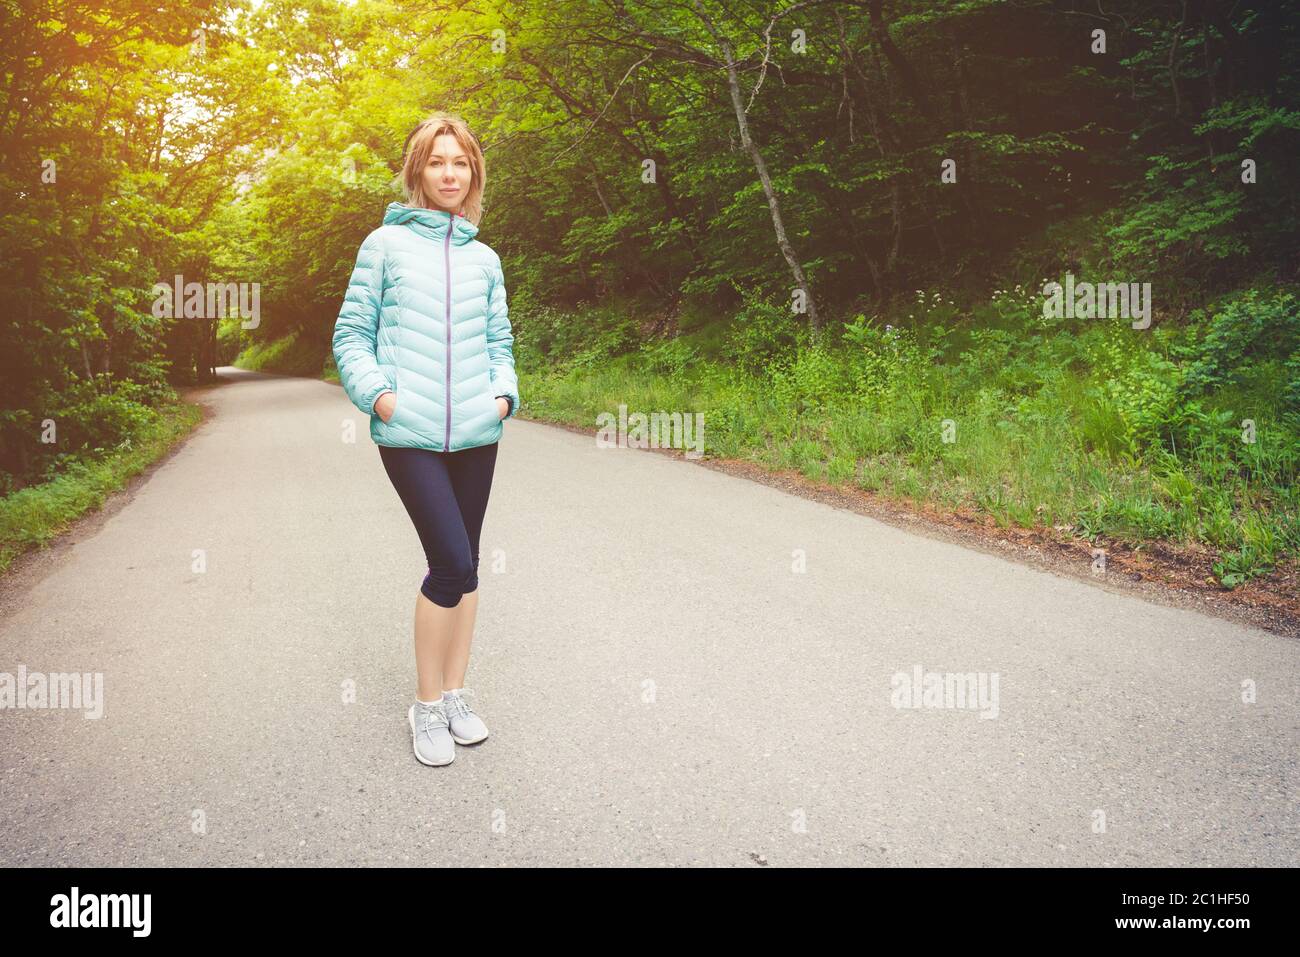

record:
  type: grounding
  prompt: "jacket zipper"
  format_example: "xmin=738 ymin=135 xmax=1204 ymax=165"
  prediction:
xmin=443 ymin=213 xmax=453 ymax=451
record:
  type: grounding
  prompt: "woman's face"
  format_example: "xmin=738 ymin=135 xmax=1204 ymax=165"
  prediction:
xmin=423 ymin=133 xmax=472 ymax=213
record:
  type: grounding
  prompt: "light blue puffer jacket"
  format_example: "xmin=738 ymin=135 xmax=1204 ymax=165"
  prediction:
xmin=332 ymin=201 xmax=520 ymax=452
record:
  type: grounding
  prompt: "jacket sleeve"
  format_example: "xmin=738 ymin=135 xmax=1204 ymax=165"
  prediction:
xmin=332 ymin=230 xmax=393 ymax=417
xmin=486 ymin=255 xmax=520 ymax=421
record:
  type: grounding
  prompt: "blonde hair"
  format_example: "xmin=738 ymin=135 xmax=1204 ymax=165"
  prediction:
xmin=397 ymin=113 xmax=487 ymax=225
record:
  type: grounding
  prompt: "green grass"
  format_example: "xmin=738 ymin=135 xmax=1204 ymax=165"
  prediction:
xmin=234 ymin=330 xmax=335 ymax=378
xmin=0 ymin=397 xmax=203 ymax=574
xmin=512 ymin=287 xmax=1300 ymax=590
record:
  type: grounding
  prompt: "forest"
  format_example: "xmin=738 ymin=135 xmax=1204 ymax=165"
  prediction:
xmin=1 ymin=0 xmax=1296 ymax=599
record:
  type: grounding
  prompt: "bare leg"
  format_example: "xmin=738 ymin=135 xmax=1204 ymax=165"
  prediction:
xmin=414 ymin=591 xmax=459 ymax=702
xmin=442 ymin=589 xmax=479 ymax=691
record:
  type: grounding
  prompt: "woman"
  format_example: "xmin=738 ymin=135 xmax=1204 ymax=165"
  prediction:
xmin=332 ymin=113 xmax=520 ymax=767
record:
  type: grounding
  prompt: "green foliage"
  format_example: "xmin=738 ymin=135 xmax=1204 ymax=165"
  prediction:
xmin=638 ymin=337 xmax=698 ymax=380
xmin=768 ymin=345 xmax=851 ymax=415
xmin=566 ymin=315 xmax=642 ymax=373
xmin=724 ymin=288 xmax=808 ymax=376
xmin=50 ymin=376 xmax=158 ymax=460
xmin=525 ymin=277 xmax=1300 ymax=591
xmin=1176 ymin=289 xmax=1300 ymax=404
xmin=0 ymin=398 xmax=202 ymax=571
xmin=841 ymin=314 xmax=943 ymax=404
xmin=217 ymin=316 xmax=248 ymax=366
xmin=233 ymin=331 xmax=334 ymax=376
xmin=512 ymin=293 xmax=644 ymax=374
xmin=1089 ymin=341 xmax=1186 ymax=453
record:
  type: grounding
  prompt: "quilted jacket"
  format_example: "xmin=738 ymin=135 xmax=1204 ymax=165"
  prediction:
xmin=332 ymin=201 xmax=520 ymax=452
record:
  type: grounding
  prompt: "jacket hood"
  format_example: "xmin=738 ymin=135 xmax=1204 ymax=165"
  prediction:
xmin=383 ymin=201 xmax=479 ymax=245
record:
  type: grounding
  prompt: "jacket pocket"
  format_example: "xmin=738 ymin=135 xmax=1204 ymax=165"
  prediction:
xmin=376 ymin=370 xmax=398 ymax=425
xmin=485 ymin=380 xmax=506 ymax=423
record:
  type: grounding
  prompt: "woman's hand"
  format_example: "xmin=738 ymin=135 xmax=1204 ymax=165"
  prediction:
xmin=373 ymin=391 xmax=396 ymax=424
xmin=495 ymin=396 xmax=509 ymax=420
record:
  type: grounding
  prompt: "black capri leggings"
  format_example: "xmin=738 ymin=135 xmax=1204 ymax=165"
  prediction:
xmin=378 ymin=442 xmax=499 ymax=609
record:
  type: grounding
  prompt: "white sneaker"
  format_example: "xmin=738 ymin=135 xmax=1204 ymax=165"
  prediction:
xmin=443 ymin=688 xmax=489 ymax=745
xmin=408 ymin=700 xmax=455 ymax=766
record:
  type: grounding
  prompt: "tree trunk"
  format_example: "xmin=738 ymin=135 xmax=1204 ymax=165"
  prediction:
xmin=867 ymin=0 xmax=933 ymax=120
xmin=691 ymin=0 xmax=821 ymax=340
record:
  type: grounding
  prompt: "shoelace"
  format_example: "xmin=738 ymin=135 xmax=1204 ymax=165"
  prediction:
xmin=417 ymin=701 xmax=449 ymax=733
xmin=443 ymin=688 xmax=478 ymax=720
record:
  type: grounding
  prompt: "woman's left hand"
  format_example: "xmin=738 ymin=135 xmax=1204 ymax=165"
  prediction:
xmin=495 ymin=397 xmax=509 ymax=420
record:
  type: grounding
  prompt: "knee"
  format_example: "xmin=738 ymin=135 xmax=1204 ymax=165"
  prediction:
xmin=420 ymin=556 xmax=477 ymax=607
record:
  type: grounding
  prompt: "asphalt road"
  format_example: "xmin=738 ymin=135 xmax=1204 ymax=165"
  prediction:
xmin=1 ymin=368 xmax=1296 ymax=866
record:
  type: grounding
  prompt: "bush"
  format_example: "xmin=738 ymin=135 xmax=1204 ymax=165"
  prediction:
xmin=842 ymin=313 xmax=942 ymax=404
xmin=638 ymin=337 xmax=698 ymax=379
xmin=725 ymin=288 xmax=808 ymax=375
xmin=768 ymin=344 xmax=851 ymax=414
xmin=51 ymin=375 xmax=158 ymax=458
xmin=216 ymin=316 xmax=246 ymax=365
xmin=1176 ymin=288 xmax=1300 ymax=406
